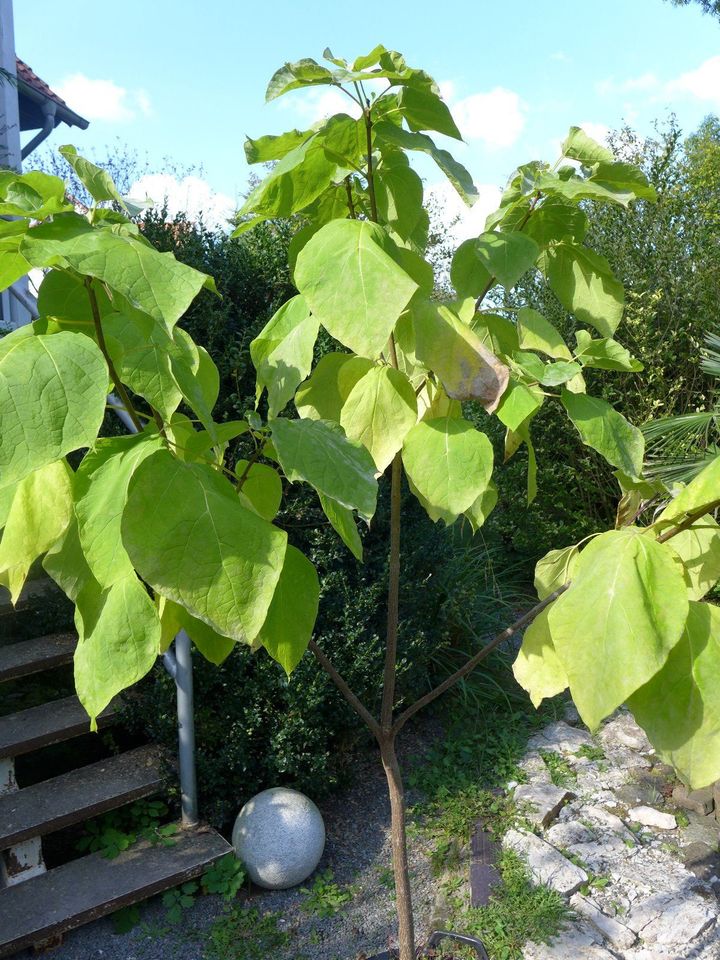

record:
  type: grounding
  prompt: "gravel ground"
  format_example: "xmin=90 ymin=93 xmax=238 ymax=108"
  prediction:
xmin=29 ymin=724 xmax=445 ymax=960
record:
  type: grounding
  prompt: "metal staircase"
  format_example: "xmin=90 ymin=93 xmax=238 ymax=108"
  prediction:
xmin=0 ymin=622 xmax=231 ymax=957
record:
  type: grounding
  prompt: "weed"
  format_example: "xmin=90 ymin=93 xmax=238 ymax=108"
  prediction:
xmin=112 ymin=905 xmax=141 ymax=934
xmin=675 ymin=810 xmax=690 ymax=829
xmin=538 ymin=750 xmax=577 ymax=788
xmin=162 ymin=881 xmax=198 ymax=923
xmin=203 ymin=904 xmax=288 ymax=960
xmin=377 ymin=865 xmax=395 ymax=891
xmin=201 ymin=854 xmax=246 ymax=901
xmin=577 ymin=744 xmax=605 ymax=762
xmin=76 ymin=799 xmax=177 ymax=859
xmin=444 ymin=850 xmax=571 ymax=960
xmin=300 ymin=869 xmax=355 ymax=918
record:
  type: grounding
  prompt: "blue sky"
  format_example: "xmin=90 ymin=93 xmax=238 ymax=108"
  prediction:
xmin=15 ymin=0 xmax=720 ymax=232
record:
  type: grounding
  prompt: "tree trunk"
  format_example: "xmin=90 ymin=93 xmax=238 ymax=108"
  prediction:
xmin=380 ymin=735 xmax=415 ymax=960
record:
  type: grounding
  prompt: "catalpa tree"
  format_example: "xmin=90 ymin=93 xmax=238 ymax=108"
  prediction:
xmin=1 ymin=46 xmax=719 ymax=960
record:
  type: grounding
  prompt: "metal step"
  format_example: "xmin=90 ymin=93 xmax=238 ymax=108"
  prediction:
xmin=0 ymin=633 xmax=76 ymax=682
xmin=0 ymin=696 xmax=118 ymax=759
xmin=0 ymin=825 xmax=232 ymax=957
xmin=0 ymin=745 xmax=166 ymax=849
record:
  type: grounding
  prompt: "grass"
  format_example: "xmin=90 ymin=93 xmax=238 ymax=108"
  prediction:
xmin=203 ymin=905 xmax=289 ymax=960
xmin=437 ymin=851 xmax=572 ymax=960
xmin=300 ymin=868 xmax=356 ymax=918
xmin=538 ymin=749 xmax=577 ymax=788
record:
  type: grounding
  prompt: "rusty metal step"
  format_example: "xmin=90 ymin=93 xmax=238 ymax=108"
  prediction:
xmin=0 ymin=825 xmax=232 ymax=957
xmin=0 ymin=633 xmax=76 ymax=682
xmin=0 ymin=745 xmax=166 ymax=849
xmin=0 ymin=696 xmax=118 ymax=759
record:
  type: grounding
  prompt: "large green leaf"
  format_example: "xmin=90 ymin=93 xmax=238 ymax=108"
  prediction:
xmin=23 ymin=216 xmax=214 ymax=330
xmin=245 ymin=128 xmax=311 ymax=163
xmin=548 ymin=529 xmax=689 ymax=729
xmin=271 ymin=417 xmax=377 ymax=521
xmin=256 ymin=545 xmax=319 ymax=675
xmin=251 ymin=295 xmax=319 ymax=418
xmin=397 ymin=86 xmax=462 ymax=140
xmin=59 ymin=145 xmax=137 ymax=211
xmin=628 ymin=601 xmax=720 ymax=789
xmin=375 ymin=154 xmax=425 ymax=241
xmin=265 ymin=58 xmax=335 ymax=101
xmin=496 ymin=380 xmax=542 ymax=433
xmin=539 ymin=242 xmax=624 ymax=337
xmin=238 ymin=115 xmax=361 ymax=223
xmin=472 ymin=231 xmax=540 ymax=290
xmin=373 ymin=121 xmax=478 ymax=205
xmin=318 ymin=493 xmax=363 ymax=560
xmin=561 ymin=390 xmax=644 ymax=479
xmin=295 ymin=219 xmax=418 ymax=358
xmin=655 ymin=455 xmax=720 ymax=524
xmin=665 ymin=517 xmax=720 ymax=601
xmin=402 ymin=417 xmax=493 ymax=520
xmin=75 ymin=433 xmax=164 ymax=588
xmin=42 ymin=517 xmax=94 ymax=603
xmin=0 ymin=461 xmax=73 ymax=603
xmin=413 ymin=302 xmax=509 ymax=411
xmin=513 ymin=608 xmax=569 ymax=708
xmin=573 ymin=330 xmax=643 ymax=372
xmin=122 ymin=451 xmax=287 ymax=642
xmin=516 ymin=307 xmax=572 ymax=360
xmin=534 ymin=544 xmax=579 ymax=600
xmin=340 ymin=365 xmax=418 ymax=472
xmin=295 ymin=353 xmax=374 ymax=421
xmin=74 ymin=572 xmax=160 ymax=726
xmin=561 ymin=126 xmax=614 ymax=165
xmin=0 ymin=331 xmax=108 ymax=490
xmin=236 ymin=460 xmax=283 ymax=522
xmin=0 ymin=170 xmax=70 ymax=219
xmin=0 ymin=221 xmax=33 ymax=289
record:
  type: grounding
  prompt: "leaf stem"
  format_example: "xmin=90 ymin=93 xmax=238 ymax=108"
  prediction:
xmin=85 ymin=278 xmax=143 ymax=432
xmin=345 ymin=176 xmax=357 ymax=219
xmin=364 ymin=109 xmax=379 ymax=223
xmin=236 ymin=437 xmax=267 ymax=491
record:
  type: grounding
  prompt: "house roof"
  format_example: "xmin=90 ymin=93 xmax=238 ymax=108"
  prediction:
xmin=15 ymin=58 xmax=89 ymax=132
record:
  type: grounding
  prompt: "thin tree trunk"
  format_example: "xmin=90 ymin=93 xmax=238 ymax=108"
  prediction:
xmin=379 ymin=735 xmax=415 ymax=960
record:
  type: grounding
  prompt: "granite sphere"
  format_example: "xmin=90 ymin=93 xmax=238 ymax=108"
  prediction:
xmin=232 ymin=787 xmax=325 ymax=889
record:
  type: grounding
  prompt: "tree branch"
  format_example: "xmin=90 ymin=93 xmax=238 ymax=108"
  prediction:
xmin=309 ymin=639 xmax=381 ymax=738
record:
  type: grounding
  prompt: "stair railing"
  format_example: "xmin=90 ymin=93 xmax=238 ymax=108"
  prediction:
xmin=9 ymin=284 xmax=199 ymax=827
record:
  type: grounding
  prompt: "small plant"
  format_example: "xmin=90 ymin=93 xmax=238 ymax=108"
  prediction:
xmin=378 ymin=865 xmax=396 ymax=890
xmin=112 ymin=905 xmax=141 ymax=935
xmin=539 ymin=750 xmax=577 ymax=788
xmin=674 ymin=810 xmax=690 ymax=828
xmin=76 ymin=799 xmax=177 ymax=859
xmin=201 ymin=854 xmax=246 ymax=901
xmin=300 ymin=869 xmax=355 ymax=918
xmin=203 ymin=905 xmax=289 ymax=960
xmin=162 ymin=881 xmax=198 ymax=924
xmin=577 ymin=744 xmax=606 ymax=762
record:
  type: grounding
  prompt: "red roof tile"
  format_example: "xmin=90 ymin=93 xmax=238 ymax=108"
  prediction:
xmin=15 ymin=57 xmax=88 ymax=129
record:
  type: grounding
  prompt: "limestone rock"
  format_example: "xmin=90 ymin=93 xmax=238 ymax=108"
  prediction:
xmin=523 ymin=921 xmax=615 ymax=959
xmin=582 ymin=804 xmax=636 ymax=841
xmin=503 ymin=828 xmax=588 ymax=895
xmin=528 ymin=720 xmax=594 ymax=755
xmin=628 ymin=892 xmax=715 ymax=945
xmin=570 ymin=892 xmax=637 ymax=949
xmin=672 ymin=783 xmax=715 ymax=816
xmin=600 ymin=712 xmax=652 ymax=753
xmin=514 ymin=783 xmax=575 ymax=828
xmin=545 ymin=820 xmax=595 ymax=848
xmin=628 ymin=806 xmax=677 ymax=830
xmin=232 ymin=786 xmax=325 ymax=889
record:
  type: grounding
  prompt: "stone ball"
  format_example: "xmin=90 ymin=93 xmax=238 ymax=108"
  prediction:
xmin=232 ymin=787 xmax=325 ymax=890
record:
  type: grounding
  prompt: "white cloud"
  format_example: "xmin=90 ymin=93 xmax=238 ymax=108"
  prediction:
xmin=579 ymin=121 xmax=611 ymax=145
xmin=427 ymin=180 xmax=502 ymax=245
xmin=550 ymin=51 xmax=571 ymax=63
xmin=451 ymin=88 xmax=526 ymax=148
xmin=129 ymin=174 xmax=236 ymax=229
xmin=666 ymin=55 xmax=720 ymax=107
xmin=56 ymin=74 xmax=152 ymax=123
xmin=284 ymin=87 xmax=363 ymax=123
xmin=596 ymin=73 xmax=659 ymax=97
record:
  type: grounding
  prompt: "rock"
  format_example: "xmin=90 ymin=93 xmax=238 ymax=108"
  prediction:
xmin=714 ymin=780 xmax=720 ymax=822
xmin=640 ymin=894 xmax=715 ymax=945
xmin=582 ymin=804 xmax=636 ymax=841
xmin=523 ymin=922 xmax=615 ymax=959
xmin=570 ymin=893 xmax=637 ymax=950
xmin=503 ymin=828 xmax=588 ymax=895
xmin=672 ymin=783 xmax=715 ymax=816
xmin=545 ymin=820 xmax=595 ymax=848
xmin=615 ymin=781 xmax=664 ymax=808
xmin=514 ymin=783 xmax=575 ymax=828
xmin=529 ymin=720 xmax=594 ymax=755
xmin=518 ymin=752 xmax=553 ymax=784
xmin=681 ymin=840 xmax=720 ymax=883
xmin=232 ymin=786 xmax=325 ymax=889
xmin=628 ymin=806 xmax=677 ymax=830
xmin=600 ymin=713 xmax=653 ymax=753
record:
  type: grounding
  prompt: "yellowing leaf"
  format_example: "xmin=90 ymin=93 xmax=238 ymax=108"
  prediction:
xmin=513 ymin=608 xmax=569 ymax=708
xmin=340 ymin=365 xmax=417 ymax=472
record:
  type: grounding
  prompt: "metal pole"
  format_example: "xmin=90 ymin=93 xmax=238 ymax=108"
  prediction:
xmin=174 ymin=629 xmax=199 ymax=826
